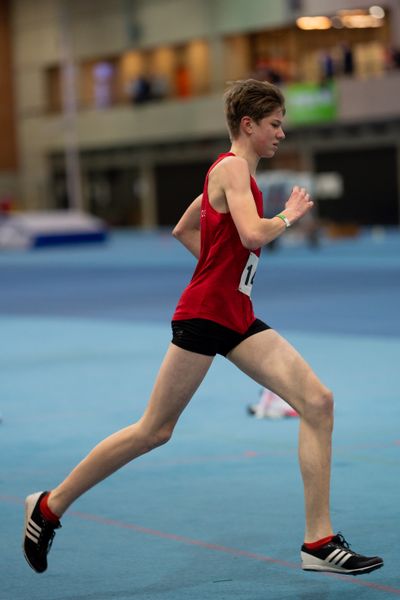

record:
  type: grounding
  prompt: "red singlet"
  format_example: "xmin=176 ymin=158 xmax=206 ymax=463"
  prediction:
xmin=172 ymin=152 xmax=263 ymax=333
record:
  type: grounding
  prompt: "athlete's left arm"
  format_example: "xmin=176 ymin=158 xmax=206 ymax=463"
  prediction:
xmin=172 ymin=194 xmax=202 ymax=259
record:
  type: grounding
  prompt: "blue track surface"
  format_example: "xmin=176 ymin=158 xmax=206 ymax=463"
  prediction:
xmin=1 ymin=229 xmax=399 ymax=599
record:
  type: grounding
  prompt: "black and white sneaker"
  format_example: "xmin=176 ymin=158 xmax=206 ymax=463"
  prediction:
xmin=301 ymin=533 xmax=383 ymax=576
xmin=23 ymin=491 xmax=61 ymax=573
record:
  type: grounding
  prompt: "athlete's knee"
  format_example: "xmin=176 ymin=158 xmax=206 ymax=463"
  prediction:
xmin=303 ymin=386 xmax=334 ymax=428
xmin=141 ymin=422 xmax=174 ymax=451
xmin=127 ymin=419 xmax=173 ymax=454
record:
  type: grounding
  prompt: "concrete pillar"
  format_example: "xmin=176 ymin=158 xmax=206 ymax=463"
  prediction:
xmin=207 ymin=0 xmax=225 ymax=93
xmin=57 ymin=0 xmax=83 ymax=212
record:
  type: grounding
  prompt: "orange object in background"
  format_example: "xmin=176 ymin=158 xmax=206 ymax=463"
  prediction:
xmin=175 ymin=65 xmax=191 ymax=98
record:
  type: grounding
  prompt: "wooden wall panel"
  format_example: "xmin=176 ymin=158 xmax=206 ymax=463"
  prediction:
xmin=0 ymin=0 xmax=18 ymax=170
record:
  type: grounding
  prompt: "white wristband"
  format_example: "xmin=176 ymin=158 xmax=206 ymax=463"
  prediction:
xmin=276 ymin=214 xmax=291 ymax=228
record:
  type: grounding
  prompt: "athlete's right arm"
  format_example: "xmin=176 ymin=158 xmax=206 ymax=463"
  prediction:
xmin=220 ymin=157 xmax=313 ymax=250
xmin=172 ymin=194 xmax=202 ymax=259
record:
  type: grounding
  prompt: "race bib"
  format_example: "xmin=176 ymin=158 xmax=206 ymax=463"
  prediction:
xmin=238 ymin=252 xmax=259 ymax=297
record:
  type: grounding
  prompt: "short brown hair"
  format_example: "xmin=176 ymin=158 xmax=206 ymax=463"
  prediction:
xmin=224 ymin=79 xmax=285 ymax=139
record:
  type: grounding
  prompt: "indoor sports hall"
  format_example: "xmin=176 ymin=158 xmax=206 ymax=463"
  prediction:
xmin=1 ymin=1 xmax=400 ymax=599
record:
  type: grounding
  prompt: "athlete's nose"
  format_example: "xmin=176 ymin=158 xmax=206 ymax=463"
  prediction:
xmin=277 ymin=127 xmax=286 ymax=140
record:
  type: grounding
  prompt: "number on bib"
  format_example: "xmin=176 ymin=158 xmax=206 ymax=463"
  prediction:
xmin=238 ymin=252 xmax=259 ymax=297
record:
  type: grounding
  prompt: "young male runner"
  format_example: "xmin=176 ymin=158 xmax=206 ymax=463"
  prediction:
xmin=23 ymin=79 xmax=383 ymax=576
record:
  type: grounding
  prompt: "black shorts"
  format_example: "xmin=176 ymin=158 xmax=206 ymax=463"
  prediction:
xmin=171 ymin=318 xmax=271 ymax=357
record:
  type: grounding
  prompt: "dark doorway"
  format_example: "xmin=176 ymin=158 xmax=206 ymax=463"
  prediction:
xmin=155 ymin=161 xmax=210 ymax=226
xmin=51 ymin=166 xmax=141 ymax=226
xmin=87 ymin=168 xmax=141 ymax=226
xmin=314 ymin=146 xmax=398 ymax=225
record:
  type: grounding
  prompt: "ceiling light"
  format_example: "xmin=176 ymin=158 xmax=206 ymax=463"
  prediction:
xmin=296 ymin=16 xmax=332 ymax=30
xmin=341 ymin=14 xmax=383 ymax=27
xmin=369 ymin=5 xmax=385 ymax=19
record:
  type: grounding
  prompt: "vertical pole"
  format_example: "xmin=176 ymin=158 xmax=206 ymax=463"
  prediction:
xmin=139 ymin=162 xmax=158 ymax=228
xmin=57 ymin=0 xmax=83 ymax=212
xmin=207 ymin=0 xmax=224 ymax=94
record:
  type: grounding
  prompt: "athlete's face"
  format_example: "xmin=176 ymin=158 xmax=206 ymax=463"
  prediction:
xmin=250 ymin=108 xmax=286 ymax=158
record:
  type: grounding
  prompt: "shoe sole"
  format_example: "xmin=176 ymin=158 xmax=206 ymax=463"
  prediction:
xmin=302 ymin=561 xmax=384 ymax=576
xmin=22 ymin=491 xmax=43 ymax=573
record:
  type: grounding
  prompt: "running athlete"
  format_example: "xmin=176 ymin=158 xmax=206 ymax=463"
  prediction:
xmin=23 ymin=79 xmax=383 ymax=576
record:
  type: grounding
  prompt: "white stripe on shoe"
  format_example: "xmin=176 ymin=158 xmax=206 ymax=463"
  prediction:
xmin=326 ymin=548 xmax=342 ymax=563
xmin=326 ymin=548 xmax=353 ymax=566
xmin=331 ymin=549 xmax=347 ymax=564
xmin=23 ymin=492 xmax=43 ymax=548
xmin=337 ymin=552 xmax=353 ymax=567
xmin=26 ymin=519 xmax=41 ymax=544
xmin=27 ymin=520 xmax=41 ymax=534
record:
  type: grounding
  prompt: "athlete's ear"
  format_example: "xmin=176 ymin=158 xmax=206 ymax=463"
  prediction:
xmin=241 ymin=116 xmax=253 ymax=135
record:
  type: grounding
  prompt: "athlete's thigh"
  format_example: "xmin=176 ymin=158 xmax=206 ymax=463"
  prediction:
xmin=140 ymin=343 xmax=214 ymax=431
xmin=227 ymin=329 xmax=325 ymax=413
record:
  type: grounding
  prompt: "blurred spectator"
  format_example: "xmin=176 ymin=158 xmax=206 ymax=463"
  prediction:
xmin=341 ymin=43 xmax=354 ymax=76
xmin=299 ymin=205 xmax=320 ymax=249
xmin=320 ymin=49 xmax=335 ymax=82
xmin=247 ymin=388 xmax=298 ymax=419
xmin=127 ymin=72 xmax=170 ymax=105
xmin=390 ymin=47 xmax=400 ymax=69
xmin=93 ymin=61 xmax=114 ymax=108
xmin=0 ymin=196 xmax=12 ymax=219
xmin=128 ymin=74 xmax=152 ymax=104
xmin=251 ymin=58 xmax=284 ymax=85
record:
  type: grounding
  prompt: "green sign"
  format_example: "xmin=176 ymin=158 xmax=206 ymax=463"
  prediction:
xmin=285 ymin=82 xmax=337 ymax=124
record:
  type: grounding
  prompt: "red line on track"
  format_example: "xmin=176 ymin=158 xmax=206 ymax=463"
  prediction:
xmin=69 ymin=511 xmax=400 ymax=596
xmin=131 ymin=439 xmax=400 ymax=469
xmin=2 ymin=495 xmax=399 ymax=595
